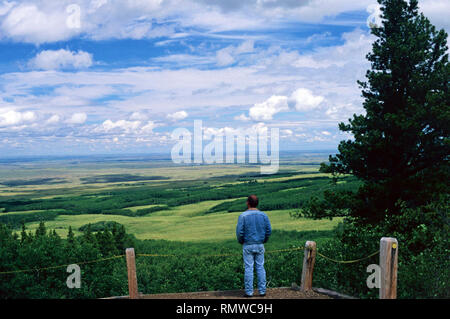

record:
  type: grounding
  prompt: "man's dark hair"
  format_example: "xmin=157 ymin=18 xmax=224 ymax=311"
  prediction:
xmin=247 ymin=195 xmax=258 ymax=208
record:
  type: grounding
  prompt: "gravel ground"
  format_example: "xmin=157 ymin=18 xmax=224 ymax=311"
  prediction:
xmin=141 ymin=288 xmax=331 ymax=299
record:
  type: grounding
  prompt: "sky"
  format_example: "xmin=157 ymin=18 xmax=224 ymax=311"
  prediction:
xmin=0 ymin=0 xmax=448 ymax=156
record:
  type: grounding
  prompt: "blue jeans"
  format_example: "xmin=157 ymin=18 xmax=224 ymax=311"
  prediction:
xmin=243 ymin=244 xmax=266 ymax=296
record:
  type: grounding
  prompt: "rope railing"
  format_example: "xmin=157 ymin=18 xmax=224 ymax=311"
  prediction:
xmin=0 ymin=255 xmax=125 ymax=275
xmin=0 ymin=245 xmax=380 ymax=275
xmin=316 ymin=249 xmax=379 ymax=264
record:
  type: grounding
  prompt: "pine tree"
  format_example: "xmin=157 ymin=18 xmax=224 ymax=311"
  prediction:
xmin=82 ymin=223 xmax=95 ymax=243
xmin=322 ymin=0 xmax=449 ymax=223
xmin=20 ymin=223 xmax=28 ymax=244
xmin=67 ymin=226 xmax=75 ymax=245
xmin=96 ymin=230 xmax=117 ymax=256
xmin=35 ymin=221 xmax=47 ymax=238
xmin=112 ymin=224 xmax=127 ymax=252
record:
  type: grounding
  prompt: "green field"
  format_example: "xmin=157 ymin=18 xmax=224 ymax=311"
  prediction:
xmin=23 ymin=204 xmax=342 ymax=241
xmin=0 ymin=153 xmax=353 ymax=242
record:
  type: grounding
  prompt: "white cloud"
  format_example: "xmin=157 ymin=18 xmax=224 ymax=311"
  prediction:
xmin=234 ymin=113 xmax=251 ymax=122
xmin=216 ymin=47 xmax=236 ymax=66
xmin=0 ymin=65 xmax=293 ymax=115
xmin=101 ymin=119 xmax=141 ymax=133
xmin=289 ymin=29 xmax=374 ymax=70
xmin=153 ymin=53 xmax=216 ymax=67
xmin=235 ymin=40 xmax=254 ymax=54
xmin=89 ymin=0 xmax=109 ymax=12
xmin=141 ymin=121 xmax=156 ymax=133
xmin=366 ymin=3 xmax=382 ymax=28
xmin=46 ymin=114 xmax=60 ymax=124
xmin=1 ymin=4 xmax=78 ymax=44
xmin=0 ymin=1 xmax=14 ymax=16
xmin=249 ymin=95 xmax=288 ymax=121
xmin=99 ymin=119 xmax=156 ymax=134
xmin=419 ymin=0 xmax=450 ymax=31
xmin=288 ymin=88 xmax=324 ymax=111
xmin=66 ymin=113 xmax=87 ymax=124
xmin=324 ymin=102 xmax=362 ymax=120
xmin=167 ymin=111 xmax=188 ymax=121
xmin=281 ymin=129 xmax=293 ymax=137
xmin=306 ymin=135 xmax=329 ymax=142
xmin=201 ymin=122 xmax=270 ymax=141
xmin=0 ymin=109 xmax=36 ymax=127
xmin=247 ymin=88 xmax=323 ymax=121
xmin=216 ymin=40 xmax=255 ymax=66
xmin=129 ymin=112 xmax=147 ymax=121
xmin=29 ymin=49 xmax=93 ymax=70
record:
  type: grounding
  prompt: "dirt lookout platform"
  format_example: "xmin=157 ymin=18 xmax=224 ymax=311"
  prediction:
xmin=143 ymin=288 xmax=331 ymax=299
xmin=105 ymin=287 xmax=344 ymax=299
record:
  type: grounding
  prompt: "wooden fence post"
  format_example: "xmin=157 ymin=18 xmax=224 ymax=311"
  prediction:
xmin=300 ymin=241 xmax=316 ymax=292
xmin=379 ymin=237 xmax=398 ymax=299
xmin=126 ymin=248 xmax=139 ymax=299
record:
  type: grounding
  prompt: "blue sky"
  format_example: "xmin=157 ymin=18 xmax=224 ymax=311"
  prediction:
xmin=0 ymin=0 xmax=448 ymax=156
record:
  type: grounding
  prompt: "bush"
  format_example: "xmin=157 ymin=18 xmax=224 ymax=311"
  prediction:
xmin=314 ymin=195 xmax=449 ymax=298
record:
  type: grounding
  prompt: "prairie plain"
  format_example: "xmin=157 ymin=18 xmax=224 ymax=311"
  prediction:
xmin=0 ymin=152 xmax=347 ymax=242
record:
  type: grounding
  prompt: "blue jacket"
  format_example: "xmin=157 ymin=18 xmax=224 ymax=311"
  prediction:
xmin=236 ymin=210 xmax=272 ymax=245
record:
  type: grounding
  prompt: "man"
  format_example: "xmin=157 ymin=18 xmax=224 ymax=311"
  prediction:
xmin=236 ymin=195 xmax=272 ymax=297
